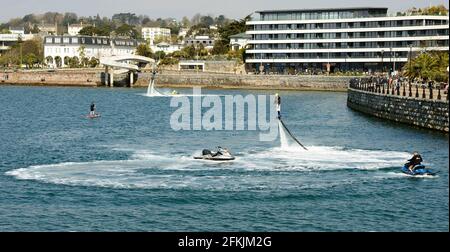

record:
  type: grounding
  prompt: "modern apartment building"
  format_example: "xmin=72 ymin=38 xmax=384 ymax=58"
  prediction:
xmin=141 ymin=27 xmax=171 ymax=45
xmin=245 ymin=7 xmax=449 ymax=74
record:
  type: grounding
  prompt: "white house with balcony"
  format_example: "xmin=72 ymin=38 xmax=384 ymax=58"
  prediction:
xmin=184 ymin=35 xmax=215 ymax=49
xmin=141 ymin=27 xmax=171 ymax=45
xmin=151 ymin=42 xmax=183 ymax=54
xmin=68 ymin=23 xmax=88 ymax=36
xmin=44 ymin=35 xmax=141 ymax=68
xmin=229 ymin=32 xmax=251 ymax=51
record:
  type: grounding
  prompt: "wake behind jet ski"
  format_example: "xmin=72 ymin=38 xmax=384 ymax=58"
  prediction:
xmin=194 ymin=147 xmax=235 ymax=161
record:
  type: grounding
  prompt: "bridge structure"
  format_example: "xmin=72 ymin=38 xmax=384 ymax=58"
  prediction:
xmin=100 ymin=55 xmax=155 ymax=87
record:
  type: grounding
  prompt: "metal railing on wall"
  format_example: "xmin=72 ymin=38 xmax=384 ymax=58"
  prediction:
xmin=349 ymin=77 xmax=449 ymax=101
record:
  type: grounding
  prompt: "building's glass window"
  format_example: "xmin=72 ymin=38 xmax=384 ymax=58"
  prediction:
xmin=55 ymin=38 xmax=61 ymax=43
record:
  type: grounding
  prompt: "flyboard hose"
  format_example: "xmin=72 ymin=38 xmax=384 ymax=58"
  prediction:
xmin=279 ymin=119 xmax=308 ymax=150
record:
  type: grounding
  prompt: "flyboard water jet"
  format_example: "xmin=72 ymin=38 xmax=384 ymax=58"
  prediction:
xmin=147 ymin=78 xmax=163 ymax=96
xmin=278 ymin=118 xmax=308 ymax=150
xmin=146 ymin=66 xmax=164 ymax=96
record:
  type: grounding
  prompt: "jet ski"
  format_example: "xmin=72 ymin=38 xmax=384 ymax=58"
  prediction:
xmin=194 ymin=147 xmax=235 ymax=161
xmin=401 ymin=164 xmax=436 ymax=176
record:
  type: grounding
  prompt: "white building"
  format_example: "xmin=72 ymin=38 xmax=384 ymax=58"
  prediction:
xmin=0 ymin=33 xmax=35 ymax=56
xmin=44 ymin=35 xmax=141 ymax=68
xmin=184 ymin=35 xmax=215 ymax=49
xmin=229 ymin=33 xmax=251 ymax=51
xmin=68 ymin=23 xmax=87 ymax=36
xmin=246 ymin=7 xmax=449 ymax=73
xmin=141 ymin=27 xmax=171 ymax=45
xmin=38 ymin=23 xmax=57 ymax=35
xmin=9 ymin=27 xmax=25 ymax=35
xmin=151 ymin=42 xmax=183 ymax=54
xmin=178 ymin=28 xmax=189 ymax=38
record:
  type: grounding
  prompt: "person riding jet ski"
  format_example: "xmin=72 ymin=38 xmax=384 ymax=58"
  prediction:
xmin=195 ymin=147 xmax=235 ymax=161
xmin=401 ymin=152 xmax=435 ymax=176
xmin=406 ymin=152 xmax=423 ymax=172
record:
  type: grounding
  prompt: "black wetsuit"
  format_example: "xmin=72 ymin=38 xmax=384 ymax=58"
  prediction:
xmin=277 ymin=96 xmax=281 ymax=119
xmin=90 ymin=104 xmax=95 ymax=112
xmin=407 ymin=154 xmax=423 ymax=169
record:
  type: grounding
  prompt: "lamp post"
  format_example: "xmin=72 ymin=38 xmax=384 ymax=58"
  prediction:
xmin=389 ymin=47 xmax=392 ymax=77
xmin=18 ymin=35 xmax=23 ymax=70
xmin=381 ymin=49 xmax=384 ymax=74
xmin=408 ymin=44 xmax=412 ymax=97
xmin=447 ymin=66 xmax=449 ymax=100
xmin=393 ymin=52 xmax=397 ymax=77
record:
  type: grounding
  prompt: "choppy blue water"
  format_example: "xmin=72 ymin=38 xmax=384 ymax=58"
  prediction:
xmin=0 ymin=86 xmax=448 ymax=231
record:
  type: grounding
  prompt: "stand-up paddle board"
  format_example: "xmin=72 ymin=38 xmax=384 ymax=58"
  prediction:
xmin=86 ymin=114 xmax=101 ymax=119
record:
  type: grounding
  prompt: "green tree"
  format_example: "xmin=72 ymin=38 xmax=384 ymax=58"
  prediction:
xmin=181 ymin=16 xmax=191 ymax=27
xmin=211 ymin=40 xmax=228 ymax=55
xmin=181 ymin=45 xmax=197 ymax=59
xmin=54 ymin=56 xmax=62 ymax=68
xmin=422 ymin=5 xmax=448 ymax=15
xmin=79 ymin=26 xmax=100 ymax=36
xmin=78 ymin=45 xmax=87 ymax=66
xmin=88 ymin=57 xmax=99 ymax=68
xmin=23 ymin=53 xmax=38 ymax=68
xmin=136 ymin=44 xmax=154 ymax=58
xmin=115 ymin=24 xmax=139 ymax=39
xmin=212 ymin=15 xmax=250 ymax=55
xmin=154 ymin=35 xmax=170 ymax=44
xmin=154 ymin=51 xmax=166 ymax=61
xmin=403 ymin=51 xmax=449 ymax=82
xmin=200 ymin=16 xmax=214 ymax=27
xmin=68 ymin=56 xmax=80 ymax=68
xmin=30 ymin=24 xmax=40 ymax=34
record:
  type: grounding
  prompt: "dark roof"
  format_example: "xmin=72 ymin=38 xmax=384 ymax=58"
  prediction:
xmin=256 ymin=7 xmax=388 ymax=14
xmin=229 ymin=32 xmax=252 ymax=39
xmin=9 ymin=26 xmax=24 ymax=30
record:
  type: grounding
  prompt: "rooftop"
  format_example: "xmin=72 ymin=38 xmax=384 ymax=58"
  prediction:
xmin=256 ymin=7 xmax=388 ymax=13
xmin=229 ymin=33 xmax=252 ymax=39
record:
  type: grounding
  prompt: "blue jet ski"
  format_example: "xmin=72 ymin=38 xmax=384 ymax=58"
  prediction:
xmin=401 ymin=164 xmax=436 ymax=176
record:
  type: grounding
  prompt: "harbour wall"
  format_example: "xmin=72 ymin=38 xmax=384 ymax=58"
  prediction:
xmin=1 ymin=70 xmax=99 ymax=86
xmin=1 ymin=69 xmax=354 ymax=90
xmin=135 ymin=71 xmax=352 ymax=91
xmin=347 ymin=88 xmax=449 ymax=132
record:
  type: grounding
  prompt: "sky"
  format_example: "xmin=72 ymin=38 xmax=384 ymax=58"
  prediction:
xmin=0 ymin=0 xmax=448 ymax=22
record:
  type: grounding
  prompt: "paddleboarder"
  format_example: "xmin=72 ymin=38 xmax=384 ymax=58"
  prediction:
xmin=90 ymin=102 xmax=96 ymax=117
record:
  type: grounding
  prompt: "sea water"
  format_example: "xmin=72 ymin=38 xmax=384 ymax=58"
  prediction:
xmin=0 ymin=86 xmax=448 ymax=231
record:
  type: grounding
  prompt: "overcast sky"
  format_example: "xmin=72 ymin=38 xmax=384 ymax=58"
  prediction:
xmin=0 ymin=0 xmax=448 ymax=22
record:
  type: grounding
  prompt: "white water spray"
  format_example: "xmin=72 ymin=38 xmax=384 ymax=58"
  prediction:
xmin=147 ymin=78 xmax=163 ymax=96
xmin=278 ymin=120 xmax=292 ymax=148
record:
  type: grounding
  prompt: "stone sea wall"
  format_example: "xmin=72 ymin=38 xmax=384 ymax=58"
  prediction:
xmin=1 ymin=69 xmax=353 ymax=91
xmin=135 ymin=71 xmax=352 ymax=91
xmin=347 ymin=88 xmax=449 ymax=132
xmin=1 ymin=70 xmax=100 ymax=86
